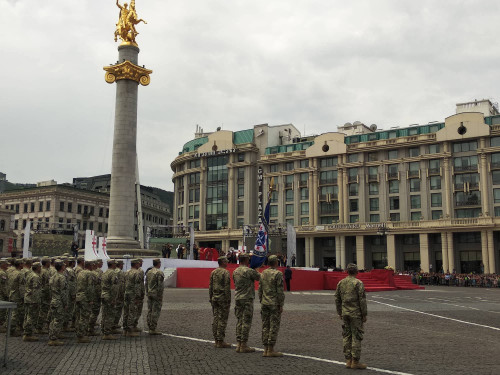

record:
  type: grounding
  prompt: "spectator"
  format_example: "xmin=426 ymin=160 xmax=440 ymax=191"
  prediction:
xmin=284 ymin=266 xmax=292 ymax=291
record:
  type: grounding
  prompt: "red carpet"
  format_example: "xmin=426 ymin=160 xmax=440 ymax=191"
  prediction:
xmin=176 ymin=266 xmax=424 ymax=292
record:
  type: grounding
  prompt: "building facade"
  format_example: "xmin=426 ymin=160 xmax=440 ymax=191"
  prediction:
xmin=171 ymin=100 xmax=500 ymax=273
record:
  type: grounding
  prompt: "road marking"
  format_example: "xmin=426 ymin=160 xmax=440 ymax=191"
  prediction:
xmin=370 ymin=300 xmax=500 ymax=331
xmin=372 ymin=296 xmax=396 ymax=301
xmin=159 ymin=332 xmax=415 ymax=375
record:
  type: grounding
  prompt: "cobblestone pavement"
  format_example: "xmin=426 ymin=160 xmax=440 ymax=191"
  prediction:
xmin=2 ymin=286 xmax=500 ymax=375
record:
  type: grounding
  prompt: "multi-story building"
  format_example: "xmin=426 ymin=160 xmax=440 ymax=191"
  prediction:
xmin=171 ymin=99 xmax=500 ymax=273
xmin=0 ymin=207 xmax=15 ymax=256
xmin=0 ymin=177 xmax=172 ymax=253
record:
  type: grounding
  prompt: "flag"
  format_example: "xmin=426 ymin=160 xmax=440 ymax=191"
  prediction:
xmin=250 ymin=200 xmax=270 ymax=269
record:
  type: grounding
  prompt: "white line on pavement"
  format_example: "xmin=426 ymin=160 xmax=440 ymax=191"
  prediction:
xmin=159 ymin=332 xmax=415 ymax=375
xmin=369 ymin=300 xmax=500 ymax=331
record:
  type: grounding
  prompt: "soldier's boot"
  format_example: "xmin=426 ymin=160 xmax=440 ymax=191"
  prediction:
xmin=262 ymin=345 xmax=269 ymax=357
xmin=113 ymin=329 xmax=123 ymax=334
xmin=102 ymin=334 xmax=118 ymax=340
xmin=48 ymin=340 xmax=64 ymax=346
xmin=235 ymin=341 xmax=241 ymax=353
xmin=148 ymin=330 xmax=161 ymax=335
xmin=23 ymin=335 xmax=39 ymax=342
xmin=77 ymin=336 xmax=91 ymax=343
xmin=216 ymin=341 xmax=231 ymax=348
xmin=126 ymin=331 xmax=140 ymax=337
xmin=266 ymin=346 xmax=283 ymax=357
xmin=238 ymin=342 xmax=255 ymax=353
xmin=346 ymin=358 xmax=352 ymax=368
xmin=350 ymin=360 xmax=367 ymax=370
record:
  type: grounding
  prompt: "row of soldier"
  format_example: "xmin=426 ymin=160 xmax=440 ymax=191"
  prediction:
xmin=0 ymin=256 xmax=164 ymax=346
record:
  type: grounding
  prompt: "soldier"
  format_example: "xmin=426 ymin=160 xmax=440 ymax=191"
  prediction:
xmin=23 ymin=262 xmax=42 ymax=341
xmin=65 ymin=257 xmax=77 ymax=331
xmin=146 ymin=258 xmax=164 ymax=335
xmin=0 ymin=259 xmax=9 ymax=333
xmin=75 ymin=260 xmax=95 ymax=343
xmin=8 ymin=258 xmax=25 ymax=336
xmin=209 ymin=256 xmax=231 ymax=348
xmin=233 ymin=253 xmax=260 ymax=353
xmin=123 ymin=259 xmax=144 ymax=336
xmin=37 ymin=256 xmax=51 ymax=334
xmin=89 ymin=259 xmax=103 ymax=335
xmin=75 ymin=257 xmax=85 ymax=276
xmin=48 ymin=259 xmax=67 ymax=346
xmin=101 ymin=259 xmax=119 ymax=340
xmin=6 ymin=258 xmax=16 ymax=276
xmin=133 ymin=258 xmax=145 ymax=331
xmin=259 ymin=255 xmax=285 ymax=357
xmin=113 ymin=259 xmax=126 ymax=334
xmin=334 ymin=263 xmax=368 ymax=370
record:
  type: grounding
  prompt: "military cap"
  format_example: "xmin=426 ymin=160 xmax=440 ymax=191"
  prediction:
xmin=60 ymin=256 xmax=68 ymax=261
xmin=0 ymin=259 xmax=8 ymax=265
xmin=62 ymin=253 xmax=70 ymax=257
xmin=217 ymin=256 xmax=228 ymax=262
xmin=8 ymin=257 xmax=15 ymax=263
xmin=238 ymin=253 xmax=249 ymax=260
xmin=32 ymin=262 xmax=41 ymax=268
xmin=54 ymin=259 xmax=64 ymax=266
xmin=346 ymin=263 xmax=358 ymax=272
xmin=77 ymin=256 xmax=85 ymax=262
xmin=41 ymin=256 xmax=50 ymax=260
xmin=24 ymin=258 xmax=33 ymax=263
xmin=268 ymin=255 xmax=278 ymax=263
xmin=32 ymin=257 xmax=40 ymax=262
xmin=107 ymin=259 xmax=116 ymax=265
xmin=14 ymin=259 xmax=24 ymax=266
xmin=130 ymin=259 xmax=140 ymax=264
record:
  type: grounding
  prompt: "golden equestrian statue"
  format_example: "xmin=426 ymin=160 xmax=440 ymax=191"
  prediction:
xmin=114 ymin=0 xmax=147 ymax=46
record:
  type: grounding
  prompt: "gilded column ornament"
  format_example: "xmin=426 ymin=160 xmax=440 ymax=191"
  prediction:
xmin=103 ymin=61 xmax=152 ymax=86
xmin=114 ymin=0 xmax=147 ymax=47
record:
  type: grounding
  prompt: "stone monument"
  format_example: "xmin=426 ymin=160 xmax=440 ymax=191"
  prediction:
xmin=103 ymin=0 xmax=155 ymax=256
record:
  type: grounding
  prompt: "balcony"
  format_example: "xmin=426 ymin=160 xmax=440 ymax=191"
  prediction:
xmin=454 ymin=165 xmax=478 ymax=173
xmin=408 ymin=170 xmax=420 ymax=178
xmin=455 ymin=199 xmax=480 ymax=207
xmin=454 ymin=182 xmax=479 ymax=190
xmin=428 ymin=167 xmax=440 ymax=175
xmin=299 ymin=180 xmax=308 ymax=187
xmin=387 ymin=172 xmax=398 ymax=180
xmin=348 ymin=175 xmax=358 ymax=183
xmin=368 ymin=174 xmax=378 ymax=182
xmin=491 ymin=162 xmax=500 ymax=170
xmin=319 ymin=178 xmax=337 ymax=185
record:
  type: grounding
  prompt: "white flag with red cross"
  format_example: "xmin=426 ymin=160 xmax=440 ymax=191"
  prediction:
xmin=84 ymin=230 xmax=99 ymax=261
xmin=98 ymin=237 xmax=110 ymax=259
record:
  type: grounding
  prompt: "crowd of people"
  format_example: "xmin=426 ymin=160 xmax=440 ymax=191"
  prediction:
xmin=0 ymin=255 xmax=164 ymax=346
xmin=412 ymin=272 xmax=500 ymax=287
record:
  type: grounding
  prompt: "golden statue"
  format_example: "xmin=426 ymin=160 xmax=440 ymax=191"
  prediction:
xmin=114 ymin=0 xmax=147 ymax=46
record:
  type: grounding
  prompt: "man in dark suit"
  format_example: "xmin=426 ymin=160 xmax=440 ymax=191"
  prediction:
xmin=284 ymin=266 xmax=292 ymax=292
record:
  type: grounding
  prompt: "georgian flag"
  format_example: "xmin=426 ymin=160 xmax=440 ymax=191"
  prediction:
xmin=250 ymin=200 xmax=270 ymax=269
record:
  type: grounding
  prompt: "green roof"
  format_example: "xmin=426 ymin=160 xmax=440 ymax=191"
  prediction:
xmin=180 ymin=137 xmax=208 ymax=155
xmin=344 ymin=123 xmax=445 ymax=145
xmin=265 ymin=141 xmax=314 ymax=155
xmin=233 ymin=129 xmax=254 ymax=144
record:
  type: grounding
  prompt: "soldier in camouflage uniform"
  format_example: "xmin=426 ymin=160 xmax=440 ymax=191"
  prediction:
xmin=132 ymin=258 xmax=145 ymax=331
xmin=123 ymin=259 xmax=144 ymax=336
xmin=48 ymin=259 xmax=67 ymax=346
xmin=113 ymin=259 xmax=125 ymax=333
xmin=259 ymin=255 xmax=285 ymax=357
xmin=23 ymin=262 xmax=42 ymax=341
xmin=90 ymin=259 xmax=103 ymax=334
xmin=209 ymin=256 xmax=231 ymax=348
xmin=233 ymin=253 xmax=260 ymax=353
xmin=101 ymin=259 xmax=120 ymax=340
xmin=37 ymin=257 xmax=51 ymax=333
xmin=0 ymin=259 xmax=9 ymax=333
xmin=334 ymin=263 xmax=368 ymax=370
xmin=8 ymin=258 xmax=25 ymax=336
xmin=73 ymin=256 xmax=85 ymax=327
xmin=146 ymin=258 xmax=164 ymax=335
xmin=64 ymin=257 xmax=77 ymax=331
xmin=75 ymin=260 xmax=95 ymax=343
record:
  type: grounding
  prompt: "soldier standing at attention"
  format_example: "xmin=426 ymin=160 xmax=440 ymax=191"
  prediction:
xmin=233 ymin=253 xmax=260 ymax=353
xmin=23 ymin=262 xmax=42 ymax=341
xmin=0 ymin=259 xmax=9 ymax=332
xmin=334 ymin=263 xmax=368 ymax=370
xmin=113 ymin=259 xmax=125 ymax=334
xmin=259 ymin=255 xmax=285 ymax=357
xmin=37 ymin=257 xmax=51 ymax=334
xmin=123 ymin=259 xmax=142 ymax=336
xmin=101 ymin=259 xmax=119 ymax=340
xmin=65 ymin=257 xmax=77 ymax=331
xmin=133 ymin=258 xmax=145 ymax=332
xmin=209 ymin=256 xmax=231 ymax=348
xmin=146 ymin=258 xmax=164 ymax=335
xmin=8 ymin=258 xmax=25 ymax=336
xmin=48 ymin=259 xmax=67 ymax=346
xmin=89 ymin=259 xmax=103 ymax=335
xmin=75 ymin=260 xmax=95 ymax=343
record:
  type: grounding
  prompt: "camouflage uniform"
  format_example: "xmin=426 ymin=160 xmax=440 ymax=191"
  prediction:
xmin=101 ymin=265 xmax=120 ymax=335
xmin=49 ymin=269 xmax=68 ymax=341
xmin=75 ymin=268 xmax=95 ymax=338
xmin=8 ymin=264 xmax=25 ymax=334
xmin=258 ymin=267 xmax=285 ymax=347
xmin=0 ymin=261 xmax=8 ymax=330
xmin=113 ymin=265 xmax=126 ymax=330
xmin=133 ymin=266 xmax=145 ymax=329
xmin=146 ymin=267 xmax=164 ymax=332
xmin=73 ymin=260 xmax=84 ymax=325
xmin=23 ymin=268 xmax=42 ymax=336
xmin=38 ymin=265 xmax=51 ymax=331
xmin=233 ymin=265 xmax=260 ymax=343
xmin=89 ymin=266 xmax=103 ymax=332
xmin=65 ymin=265 xmax=77 ymax=329
xmin=123 ymin=265 xmax=144 ymax=332
xmin=209 ymin=266 xmax=231 ymax=342
xmin=334 ymin=275 xmax=367 ymax=361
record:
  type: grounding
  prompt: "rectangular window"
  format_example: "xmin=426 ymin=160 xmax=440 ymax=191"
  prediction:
xmin=349 ymin=183 xmax=358 ymax=196
xmin=299 ymin=173 xmax=308 ymax=186
xmin=409 ymin=147 xmax=420 ymax=157
xmin=429 ymin=159 xmax=441 ymax=173
xmin=286 ymin=204 xmax=294 ymax=216
xmin=388 ymin=150 xmax=398 ymax=160
xmin=408 ymin=162 xmax=420 ymax=177
xmin=270 ymin=191 xmax=278 ymax=203
xmin=284 ymin=162 xmax=294 ymax=171
xmin=286 ymin=189 xmax=294 ymax=202
xmin=390 ymin=213 xmax=400 ymax=221
xmin=23 ymin=203 xmax=28 ymax=213
xmin=494 ymin=189 xmax=500 ymax=204
xmin=431 ymin=193 xmax=442 ymax=207
xmin=455 ymin=208 xmax=481 ymax=218
xmin=368 ymin=166 xmax=378 ymax=180
xmin=370 ymin=214 xmax=380 ymax=222
xmin=300 ymin=217 xmax=309 ymax=225
xmin=319 ymin=170 xmax=338 ymax=184
xmin=409 ymin=178 xmax=420 ymax=192
xmin=390 ymin=197 xmax=400 ymax=210
xmin=300 ymin=188 xmax=309 ymax=200
xmin=39 ymin=202 xmax=43 ymax=211
xmin=453 ymin=141 xmax=477 ymax=153
xmin=368 ymin=152 xmax=378 ymax=162
xmin=77 ymin=204 xmax=82 ymax=214
xmin=60 ymin=202 xmax=65 ymax=211
xmin=388 ymin=164 xmax=399 ymax=178
xmin=270 ymin=164 xmax=278 ymax=173
xmin=270 ymin=205 xmax=278 ymax=218
xmin=349 ymin=215 xmax=359 ymax=223
xmin=348 ymin=168 xmax=358 ymax=182
xmin=30 ymin=202 xmax=34 ymax=212
xmin=428 ymin=144 xmax=440 ymax=154
xmin=237 ymin=201 xmax=244 ymax=216
xmin=319 ymin=157 xmax=338 ymax=168
xmin=430 ymin=176 xmax=441 ymax=190
xmin=369 ymin=198 xmax=379 ymax=211
xmin=237 ymin=168 xmax=245 ymax=180
xmin=347 ymin=154 xmax=359 ymax=163
xmin=301 ymin=202 xmax=309 ymax=215
xmin=495 ymin=207 xmax=500 ymax=217
xmin=349 ymin=199 xmax=358 ymax=212
xmin=369 ymin=182 xmax=379 ymax=195
xmin=389 ymin=180 xmax=399 ymax=194
xmin=237 ymin=153 xmax=245 ymax=162
xmin=67 ymin=203 xmax=72 ymax=213
xmin=453 ymin=156 xmax=478 ymax=172
xmin=300 ymin=159 xmax=309 ymax=168
xmin=411 ymin=212 xmax=421 ymax=221
xmin=491 ymin=137 xmax=500 ymax=147
xmin=432 ymin=210 xmax=442 ymax=220
xmin=238 ymin=184 xmax=244 ymax=198
xmin=285 ymin=175 xmax=294 ymax=188
xmin=410 ymin=195 xmax=421 ymax=209
xmin=189 ymin=159 xmax=201 ymax=168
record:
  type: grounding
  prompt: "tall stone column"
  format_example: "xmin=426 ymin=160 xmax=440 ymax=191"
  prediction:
xmin=447 ymin=232 xmax=454 ymax=273
xmin=387 ymin=234 xmax=396 ymax=270
xmin=487 ymin=230 xmax=495 ymax=274
xmin=419 ymin=233 xmax=430 ymax=272
xmin=481 ymin=230 xmax=490 ymax=274
xmin=103 ymin=45 xmax=152 ymax=254
xmin=356 ymin=235 xmax=365 ymax=269
xmin=441 ymin=232 xmax=449 ymax=273
xmin=340 ymin=235 xmax=346 ymax=269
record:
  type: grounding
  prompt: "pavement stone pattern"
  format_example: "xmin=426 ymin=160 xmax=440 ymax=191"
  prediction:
xmin=1 ymin=286 xmax=500 ymax=374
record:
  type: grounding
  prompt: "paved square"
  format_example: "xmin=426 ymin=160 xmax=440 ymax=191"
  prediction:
xmin=2 ymin=286 xmax=500 ymax=374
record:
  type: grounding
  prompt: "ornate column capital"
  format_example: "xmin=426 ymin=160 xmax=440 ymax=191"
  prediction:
xmin=103 ymin=61 xmax=153 ymax=86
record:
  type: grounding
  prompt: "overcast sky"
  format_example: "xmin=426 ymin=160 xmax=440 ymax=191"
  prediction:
xmin=1 ymin=0 xmax=499 ymax=191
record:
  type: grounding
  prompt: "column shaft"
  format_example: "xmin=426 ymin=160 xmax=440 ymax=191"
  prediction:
xmin=419 ymin=233 xmax=430 ymax=272
xmin=447 ymin=232 xmax=454 ymax=273
xmin=481 ymin=231 xmax=490 ymax=274
xmin=387 ymin=234 xmax=396 ymax=270
xmin=487 ymin=230 xmax=495 ymax=274
xmin=356 ymin=235 xmax=365 ymax=269
xmin=441 ymin=232 xmax=449 ymax=273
